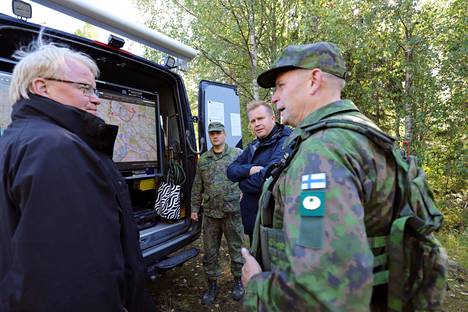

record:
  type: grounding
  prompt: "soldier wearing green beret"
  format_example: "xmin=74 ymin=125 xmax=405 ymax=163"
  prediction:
xmin=191 ymin=121 xmax=245 ymax=304
xmin=241 ymin=42 xmax=395 ymax=311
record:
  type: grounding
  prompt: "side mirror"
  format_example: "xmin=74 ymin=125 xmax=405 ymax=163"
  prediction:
xmin=12 ymin=0 xmax=32 ymax=19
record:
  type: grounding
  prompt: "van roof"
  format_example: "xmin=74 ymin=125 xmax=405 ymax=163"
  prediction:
xmin=30 ymin=0 xmax=198 ymax=61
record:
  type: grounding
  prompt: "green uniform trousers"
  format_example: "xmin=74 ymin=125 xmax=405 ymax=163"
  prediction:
xmin=202 ymin=212 xmax=244 ymax=280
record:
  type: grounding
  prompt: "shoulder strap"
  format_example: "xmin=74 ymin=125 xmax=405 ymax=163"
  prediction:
xmin=260 ymin=136 xmax=303 ymax=227
xmin=268 ymin=118 xmax=397 ymax=196
xmin=301 ymin=118 xmax=396 ymax=151
xmin=262 ymin=118 xmax=396 ymax=227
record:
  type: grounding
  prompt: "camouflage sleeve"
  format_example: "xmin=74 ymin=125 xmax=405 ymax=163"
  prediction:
xmin=190 ymin=161 xmax=204 ymax=214
xmin=244 ymin=132 xmax=375 ymax=311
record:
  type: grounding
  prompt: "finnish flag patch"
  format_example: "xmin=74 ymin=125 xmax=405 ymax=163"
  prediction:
xmin=301 ymin=173 xmax=326 ymax=190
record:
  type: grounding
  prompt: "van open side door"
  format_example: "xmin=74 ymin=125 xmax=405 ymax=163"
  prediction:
xmin=198 ymin=80 xmax=242 ymax=153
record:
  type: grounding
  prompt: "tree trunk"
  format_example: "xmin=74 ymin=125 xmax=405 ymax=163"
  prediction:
xmin=394 ymin=108 xmax=401 ymax=142
xmin=403 ymin=46 xmax=413 ymax=143
xmin=270 ymin=1 xmax=278 ymax=66
xmin=248 ymin=2 xmax=259 ymax=101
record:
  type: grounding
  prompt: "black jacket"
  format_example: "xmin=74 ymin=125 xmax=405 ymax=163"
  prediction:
xmin=227 ymin=123 xmax=291 ymax=235
xmin=0 ymin=94 xmax=145 ymax=312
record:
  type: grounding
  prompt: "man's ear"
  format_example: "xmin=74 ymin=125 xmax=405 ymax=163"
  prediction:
xmin=308 ymin=68 xmax=322 ymax=95
xmin=30 ymin=78 xmax=48 ymax=97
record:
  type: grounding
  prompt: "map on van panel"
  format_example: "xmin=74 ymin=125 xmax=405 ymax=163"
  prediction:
xmin=0 ymin=73 xmax=157 ymax=164
xmin=97 ymin=98 xmax=158 ymax=163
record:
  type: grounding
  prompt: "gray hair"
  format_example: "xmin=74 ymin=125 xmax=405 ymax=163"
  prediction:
xmin=9 ymin=31 xmax=99 ymax=103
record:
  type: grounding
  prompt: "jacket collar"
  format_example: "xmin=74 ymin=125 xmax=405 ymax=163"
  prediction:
xmin=249 ymin=123 xmax=291 ymax=156
xmin=12 ymin=94 xmax=118 ymax=157
xmin=206 ymin=143 xmax=230 ymax=159
xmin=254 ymin=123 xmax=291 ymax=145
xmin=286 ymin=99 xmax=360 ymax=146
xmin=258 ymin=124 xmax=280 ymax=143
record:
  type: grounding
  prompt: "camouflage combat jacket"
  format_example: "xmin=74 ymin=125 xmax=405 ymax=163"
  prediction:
xmin=191 ymin=144 xmax=242 ymax=218
xmin=244 ymin=100 xmax=396 ymax=311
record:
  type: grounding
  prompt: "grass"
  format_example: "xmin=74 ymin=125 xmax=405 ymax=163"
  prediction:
xmin=437 ymin=229 xmax=468 ymax=269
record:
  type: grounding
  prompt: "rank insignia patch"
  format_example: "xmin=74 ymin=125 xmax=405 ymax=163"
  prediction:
xmin=300 ymin=191 xmax=325 ymax=217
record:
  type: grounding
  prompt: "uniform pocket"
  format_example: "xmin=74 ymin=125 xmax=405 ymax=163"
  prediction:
xmin=260 ymin=226 xmax=289 ymax=271
xmin=223 ymin=193 xmax=240 ymax=213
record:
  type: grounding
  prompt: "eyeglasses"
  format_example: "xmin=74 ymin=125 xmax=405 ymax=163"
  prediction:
xmin=44 ymin=78 xmax=99 ymax=98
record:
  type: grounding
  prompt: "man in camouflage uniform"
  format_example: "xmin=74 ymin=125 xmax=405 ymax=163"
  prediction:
xmin=241 ymin=42 xmax=395 ymax=311
xmin=191 ymin=121 xmax=245 ymax=305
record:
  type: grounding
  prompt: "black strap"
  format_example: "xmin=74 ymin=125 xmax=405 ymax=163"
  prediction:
xmin=261 ymin=136 xmax=303 ymax=226
xmin=268 ymin=139 xmax=300 ymax=189
xmin=269 ymin=118 xmax=396 ymax=191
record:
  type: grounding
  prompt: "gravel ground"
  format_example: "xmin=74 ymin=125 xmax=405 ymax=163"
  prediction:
xmin=444 ymin=260 xmax=468 ymax=311
xmin=147 ymin=238 xmax=244 ymax=312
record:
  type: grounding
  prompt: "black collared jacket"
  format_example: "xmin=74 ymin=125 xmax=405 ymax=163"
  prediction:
xmin=0 ymin=94 xmax=145 ymax=312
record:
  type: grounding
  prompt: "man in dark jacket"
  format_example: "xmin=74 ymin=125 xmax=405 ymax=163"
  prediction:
xmin=227 ymin=101 xmax=291 ymax=243
xmin=0 ymin=41 xmax=146 ymax=311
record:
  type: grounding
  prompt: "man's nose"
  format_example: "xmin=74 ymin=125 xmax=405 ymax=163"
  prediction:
xmin=90 ymin=94 xmax=101 ymax=105
xmin=271 ymin=90 xmax=279 ymax=105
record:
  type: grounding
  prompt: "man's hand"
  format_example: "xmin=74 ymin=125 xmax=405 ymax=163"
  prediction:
xmin=249 ymin=166 xmax=264 ymax=176
xmin=241 ymin=248 xmax=262 ymax=287
xmin=191 ymin=212 xmax=198 ymax=221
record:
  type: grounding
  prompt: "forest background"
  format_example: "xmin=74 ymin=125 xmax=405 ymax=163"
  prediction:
xmin=129 ymin=0 xmax=466 ymax=266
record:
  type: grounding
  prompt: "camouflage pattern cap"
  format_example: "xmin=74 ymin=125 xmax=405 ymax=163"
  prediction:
xmin=208 ymin=121 xmax=225 ymax=132
xmin=257 ymin=42 xmax=347 ymax=88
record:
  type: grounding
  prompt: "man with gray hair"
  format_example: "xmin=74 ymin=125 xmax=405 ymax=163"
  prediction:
xmin=0 ymin=40 xmax=146 ymax=311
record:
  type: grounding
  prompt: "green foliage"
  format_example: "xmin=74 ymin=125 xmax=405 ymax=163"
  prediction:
xmin=134 ymin=0 xmax=467 ymax=234
xmin=74 ymin=23 xmax=99 ymax=40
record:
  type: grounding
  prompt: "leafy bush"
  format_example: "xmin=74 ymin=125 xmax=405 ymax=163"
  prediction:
xmin=438 ymin=191 xmax=468 ymax=233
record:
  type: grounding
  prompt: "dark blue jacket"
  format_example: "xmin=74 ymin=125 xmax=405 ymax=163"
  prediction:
xmin=0 ymin=95 xmax=145 ymax=312
xmin=227 ymin=123 xmax=291 ymax=235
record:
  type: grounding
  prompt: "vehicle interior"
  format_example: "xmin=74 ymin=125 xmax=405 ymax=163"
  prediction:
xmin=0 ymin=15 xmax=200 ymax=267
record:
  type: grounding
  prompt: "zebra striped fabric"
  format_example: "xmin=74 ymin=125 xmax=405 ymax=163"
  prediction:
xmin=155 ymin=182 xmax=181 ymax=220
